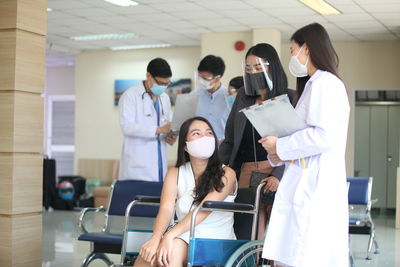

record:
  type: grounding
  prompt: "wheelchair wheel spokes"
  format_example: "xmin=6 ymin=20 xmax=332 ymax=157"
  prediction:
xmin=225 ymin=240 xmax=264 ymax=267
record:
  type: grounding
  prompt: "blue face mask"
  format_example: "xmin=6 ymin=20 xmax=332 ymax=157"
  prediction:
xmin=150 ymin=84 xmax=167 ymax=96
xmin=228 ymin=95 xmax=236 ymax=106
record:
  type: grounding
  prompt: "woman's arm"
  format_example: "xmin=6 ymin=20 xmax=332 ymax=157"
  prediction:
xmin=138 ymin=167 xmax=178 ymax=263
xmin=168 ymin=167 xmax=236 ymax=238
xmin=156 ymin=167 xmax=236 ymax=265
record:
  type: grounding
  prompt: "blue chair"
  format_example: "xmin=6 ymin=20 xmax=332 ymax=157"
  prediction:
xmin=347 ymin=177 xmax=379 ymax=264
xmin=77 ymin=180 xmax=163 ymax=267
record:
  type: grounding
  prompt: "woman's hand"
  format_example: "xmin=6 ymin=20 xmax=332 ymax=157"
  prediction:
xmin=139 ymin=236 xmax=161 ymax=265
xmin=259 ymin=136 xmax=282 ymax=163
xmin=156 ymin=234 xmax=174 ymax=267
xmin=261 ymin=176 xmax=280 ymax=192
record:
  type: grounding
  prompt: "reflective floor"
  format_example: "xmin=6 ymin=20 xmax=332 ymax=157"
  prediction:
xmin=42 ymin=209 xmax=400 ymax=267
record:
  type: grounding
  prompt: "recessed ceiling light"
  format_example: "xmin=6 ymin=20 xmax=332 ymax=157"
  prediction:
xmin=70 ymin=33 xmax=139 ymax=41
xmin=47 ymin=8 xmax=53 ymax=12
xmin=109 ymin=44 xmax=172 ymax=50
xmin=104 ymin=0 xmax=139 ymax=7
xmin=299 ymin=0 xmax=341 ymax=15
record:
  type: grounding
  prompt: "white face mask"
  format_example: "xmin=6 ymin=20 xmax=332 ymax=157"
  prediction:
xmin=198 ymin=76 xmax=214 ymax=90
xmin=186 ymin=136 xmax=215 ymax=159
xmin=288 ymin=45 xmax=309 ymax=78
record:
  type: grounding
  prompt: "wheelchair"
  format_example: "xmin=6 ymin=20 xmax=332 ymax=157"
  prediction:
xmin=119 ymin=182 xmax=268 ymax=267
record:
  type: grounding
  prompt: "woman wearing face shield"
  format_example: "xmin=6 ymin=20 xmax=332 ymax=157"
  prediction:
xmin=219 ymin=43 xmax=297 ymax=240
xmin=260 ymin=23 xmax=350 ymax=267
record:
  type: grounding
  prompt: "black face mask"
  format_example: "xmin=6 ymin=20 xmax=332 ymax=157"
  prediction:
xmin=244 ymin=72 xmax=269 ymax=96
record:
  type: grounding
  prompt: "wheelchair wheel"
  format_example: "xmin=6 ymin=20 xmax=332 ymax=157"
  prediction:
xmin=225 ymin=240 xmax=264 ymax=267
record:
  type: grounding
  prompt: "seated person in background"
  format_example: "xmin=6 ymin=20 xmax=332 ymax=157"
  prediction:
xmin=227 ymin=76 xmax=244 ymax=106
xmin=134 ymin=116 xmax=237 ymax=267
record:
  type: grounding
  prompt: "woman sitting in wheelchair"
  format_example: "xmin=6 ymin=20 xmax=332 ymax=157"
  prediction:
xmin=134 ymin=116 xmax=237 ymax=267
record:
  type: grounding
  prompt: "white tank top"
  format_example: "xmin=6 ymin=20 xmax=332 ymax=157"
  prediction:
xmin=175 ymin=162 xmax=237 ymax=243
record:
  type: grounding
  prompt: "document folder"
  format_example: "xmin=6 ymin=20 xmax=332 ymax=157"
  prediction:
xmin=240 ymin=94 xmax=307 ymax=138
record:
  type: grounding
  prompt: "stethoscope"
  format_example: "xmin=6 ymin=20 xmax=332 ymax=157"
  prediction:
xmin=141 ymin=90 xmax=167 ymax=124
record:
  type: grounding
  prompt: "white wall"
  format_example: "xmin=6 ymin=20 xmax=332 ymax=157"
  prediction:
xmin=74 ymin=46 xmax=201 ymax=170
xmin=73 ymin=32 xmax=400 ymax=177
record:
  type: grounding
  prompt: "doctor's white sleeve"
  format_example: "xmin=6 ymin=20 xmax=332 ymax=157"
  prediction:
xmin=276 ymin=77 xmax=348 ymax=161
xmin=119 ymin=92 xmax=157 ymax=139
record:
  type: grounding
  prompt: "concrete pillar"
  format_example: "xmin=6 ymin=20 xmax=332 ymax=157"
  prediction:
xmin=0 ymin=0 xmax=47 ymax=266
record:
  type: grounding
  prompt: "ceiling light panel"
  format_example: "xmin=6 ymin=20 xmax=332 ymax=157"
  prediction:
xmin=110 ymin=44 xmax=171 ymax=50
xmin=70 ymin=33 xmax=139 ymax=41
xmin=299 ymin=0 xmax=341 ymax=15
xmin=104 ymin=0 xmax=139 ymax=7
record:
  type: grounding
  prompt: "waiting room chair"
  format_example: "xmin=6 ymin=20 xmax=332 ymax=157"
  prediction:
xmin=77 ymin=180 xmax=163 ymax=267
xmin=347 ymin=177 xmax=379 ymax=264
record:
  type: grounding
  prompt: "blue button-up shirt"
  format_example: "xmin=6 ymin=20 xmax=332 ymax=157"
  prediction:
xmin=192 ymin=85 xmax=231 ymax=141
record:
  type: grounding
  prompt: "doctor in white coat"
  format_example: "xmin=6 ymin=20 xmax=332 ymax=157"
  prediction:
xmin=259 ymin=23 xmax=350 ymax=267
xmin=119 ymin=58 xmax=176 ymax=182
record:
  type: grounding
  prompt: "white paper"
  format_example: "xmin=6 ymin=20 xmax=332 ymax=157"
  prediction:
xmin=171 ymin=94 xmax=200 ymax=132
xmin=240 ymin=94 xmax=307 ymax=138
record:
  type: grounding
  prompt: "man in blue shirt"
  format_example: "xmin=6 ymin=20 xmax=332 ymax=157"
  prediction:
xmin=192 ymin=55 xmax=230 ymax=142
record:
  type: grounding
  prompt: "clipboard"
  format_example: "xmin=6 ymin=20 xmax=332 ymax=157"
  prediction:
xmin=171 ymin=94 xmax=200 ymax=134
xmin=240 ymin=94 xmax=307 ymax=138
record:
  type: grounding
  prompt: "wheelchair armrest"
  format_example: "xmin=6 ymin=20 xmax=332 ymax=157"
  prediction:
xmin=202 ymin=201 xmax=254 ymax=212
xmin=134 ymin=195 xmax=161 ymax=203
xmin=78 ymin=206 xmax=106 ymax=234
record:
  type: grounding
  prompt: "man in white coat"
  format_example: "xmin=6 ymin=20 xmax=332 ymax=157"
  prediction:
xmin=119 ymin=58 xmax=176 ymax=182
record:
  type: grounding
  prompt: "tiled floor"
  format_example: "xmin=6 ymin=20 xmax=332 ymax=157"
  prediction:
xmin=42 ymin=209 xmax=400 ymax=267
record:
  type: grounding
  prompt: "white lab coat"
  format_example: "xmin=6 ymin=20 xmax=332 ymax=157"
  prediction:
xmin=263 ymin=70 xmax=350 ymax=267
xmin=118 ymin=82 xmax=172 ymax=181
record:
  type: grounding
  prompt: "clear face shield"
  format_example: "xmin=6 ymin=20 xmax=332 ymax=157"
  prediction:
xmin=243 ymin=57 xmax=273 ymax=96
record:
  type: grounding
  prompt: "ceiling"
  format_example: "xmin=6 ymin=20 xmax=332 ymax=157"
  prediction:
xmin=46 ymin=0 xmax=400 ymax=66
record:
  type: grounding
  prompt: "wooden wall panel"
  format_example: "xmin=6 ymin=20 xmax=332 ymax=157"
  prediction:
xmin=0 ymin=31 xmax=17 ymax=90
xmin=0 ymin=91 xmax=43 ymax=153
xmin=0 ymin=1 xmax=17 ymax=29
xmin=0 ymin=214 xmax=42 ymax=266
xmin=16 ymin=0 xmax=47 ymax=35
xmin=0 ymin=155 xmax=13 ymax=214
xmin=15 ymin=30 xmax=46 ymax=93
xmin=0 ymin=154 xmax=42 ymax=215
xmin=0 ymin=30 xmax=45 ymax=93
xmin=78 ymin=158 xmax=119 ymax=185
xmin=0 ymin=0 xmax=47 ymax=35
xmin=13 ymin=91 xmax=43 ymax=153
xmin=0 ymin=92 xmax=14 ymax=152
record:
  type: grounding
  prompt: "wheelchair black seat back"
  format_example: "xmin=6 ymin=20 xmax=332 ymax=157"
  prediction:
xmin=234 ymin=187 xmax=262 ymax=240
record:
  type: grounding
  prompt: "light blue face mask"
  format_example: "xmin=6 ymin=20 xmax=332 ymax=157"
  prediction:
xmin=228 ymin=95 xmax=236 ymax=106
xmin=150 ymin=84 xmax=167 ymax=96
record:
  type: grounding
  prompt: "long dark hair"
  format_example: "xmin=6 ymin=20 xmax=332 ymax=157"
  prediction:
xmin=245 ymin=43 xmax=288 ymax=98
xmin=176 ymin=116 xmax=225 ymax=204
xmin=291 ymin=23 xmax=339 ymax=97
